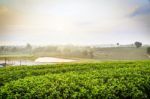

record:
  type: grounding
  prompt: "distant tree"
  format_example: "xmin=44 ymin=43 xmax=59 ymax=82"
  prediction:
xmin=26 ymin=43 xmax=32 ymax=50
xmin=25 ymin=43 xmax=32 ymax=53
xmin=82 ymin=50 xmax=88 ymax=57
xmin=116 ymin=43 xmax=119 ymax=46
xmin=12 ymin=46 xmax=17 ymax=52
xmin=0 ymin=46 xmax=5 ymax=51
xmin=147 ymin=47 xmax=150 ymax=55
xmin=88 ymin=50 xmax=94 ymax=58
xmin=134 ymin=41 xmax=142 ymax=48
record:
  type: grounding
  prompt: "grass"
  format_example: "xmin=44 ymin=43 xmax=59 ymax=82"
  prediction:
xmin=94 ymin=47 xmax=148 ymax=60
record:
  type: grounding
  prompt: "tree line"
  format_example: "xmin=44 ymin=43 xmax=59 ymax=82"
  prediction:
xmin=0 ymin=41 xmax=150 ymax=58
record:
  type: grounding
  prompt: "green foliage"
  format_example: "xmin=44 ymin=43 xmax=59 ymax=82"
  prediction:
xmin=147 ymin=47 xmax=150 ymax=55
xmin=1 ymin=61 xmax=150 ymax=99
xmin=134 ymin=41 xmax=142 ymax=48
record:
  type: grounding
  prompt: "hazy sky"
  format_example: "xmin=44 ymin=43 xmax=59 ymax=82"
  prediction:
xmin=0 ymin=0 xmax=150 ymax=45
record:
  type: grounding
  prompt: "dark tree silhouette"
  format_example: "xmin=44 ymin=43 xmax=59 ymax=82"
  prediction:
xmin=116 ymin=43 xmax=119 ymax=46
xmin=147 ymin=47 xmax=150 ymax=55
xmin=134 ymin=41 xmax=142 ymax=48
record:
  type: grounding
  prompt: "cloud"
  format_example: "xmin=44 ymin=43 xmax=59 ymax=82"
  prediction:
xmin=130 ymin=5 xmax=150 ymax=17
xmin=134 ymin=14 xmax=150 ymax=33
xmin=127 ymin=0 xmax=150 ymax=34
xmin=129 ymin=0 xmax=150 ymax=17
xmin=128 ymin=0 xmax=150 ymax=34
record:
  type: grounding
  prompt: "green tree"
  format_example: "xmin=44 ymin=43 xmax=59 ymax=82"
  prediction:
xmin=134 ymin=41 xmax=142 ymax=48
xmin=147 ymin=47 xmax=150 ymax=55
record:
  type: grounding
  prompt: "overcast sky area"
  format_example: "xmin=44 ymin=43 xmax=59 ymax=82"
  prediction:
xmin=0 ymin=0 xmax=150 ymax=45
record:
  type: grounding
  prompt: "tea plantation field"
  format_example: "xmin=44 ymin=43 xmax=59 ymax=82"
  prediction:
xmin=1 ymin=61 xmax=150 ymax=99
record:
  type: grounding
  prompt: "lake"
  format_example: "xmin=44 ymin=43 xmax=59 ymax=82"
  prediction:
xmin=0 ymin=57 xmax=76 ymax=66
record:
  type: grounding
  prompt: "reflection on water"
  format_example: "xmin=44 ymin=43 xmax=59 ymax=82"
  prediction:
xmin=0 ymin=60 xmax=49 ymax=66
xmin=0 ymin=57 xmax=76 ymax=66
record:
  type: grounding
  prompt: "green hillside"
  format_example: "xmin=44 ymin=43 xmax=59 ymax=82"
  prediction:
xmin=94 ymin=47 xmax=149 ymax=60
